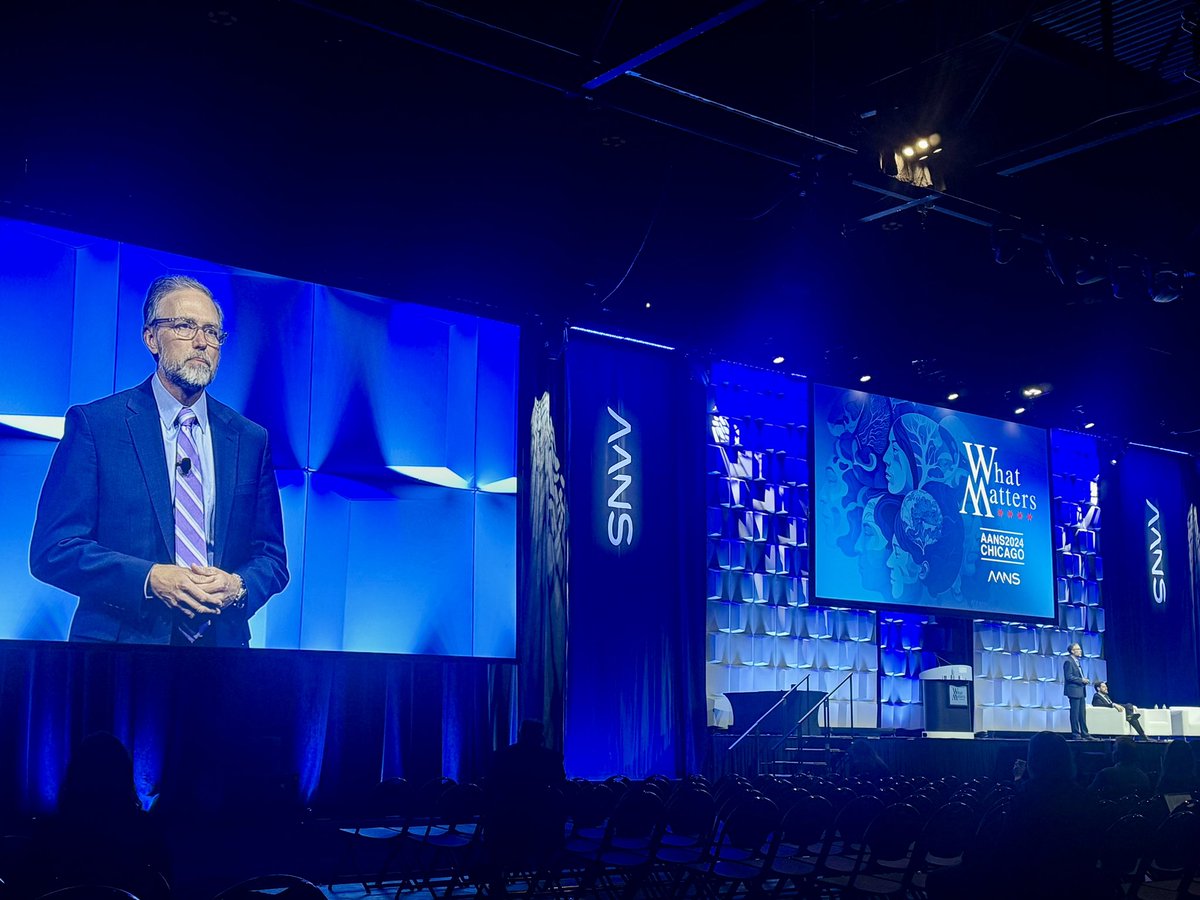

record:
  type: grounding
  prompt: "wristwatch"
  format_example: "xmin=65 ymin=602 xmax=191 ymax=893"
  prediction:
xmin=232 ymin=573 xmax=248 ymax=607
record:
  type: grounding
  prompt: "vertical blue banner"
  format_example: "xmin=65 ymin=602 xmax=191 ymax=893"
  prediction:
xmin=1102 ymin=446 xmax=1200 ymax=706
xmin=563 ymin=332 xmax=704 ymax=778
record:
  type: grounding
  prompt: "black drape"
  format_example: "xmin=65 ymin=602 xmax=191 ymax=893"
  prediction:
xmin=0 ymin=643 xmax=514 ymax=825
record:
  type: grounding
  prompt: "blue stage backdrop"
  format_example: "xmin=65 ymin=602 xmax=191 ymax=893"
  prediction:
xmin=563 ymin=330 xmax=705 ymax=779
xmin=812 ymin=384 xmax=1054 ymax=621
xmin=0 ymin=216 xmax=517 ymax=657
xmin=1102 ymin=445 xmax=1200 ymax=706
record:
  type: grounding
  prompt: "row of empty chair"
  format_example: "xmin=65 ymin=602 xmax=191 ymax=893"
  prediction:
xmin=326 ymin=767 xmax=1200 ymax=897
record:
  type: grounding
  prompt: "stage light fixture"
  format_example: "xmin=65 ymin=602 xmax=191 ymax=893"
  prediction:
xmin=917 ymin=138 xmax=929 ymax=150
xmin=644 ymin=301 xmax=652 ymax=309
xmin=1084 ymin=422 xmax=1095 ymax=429
xmin=1151 ymin=268 xmax=1182 ymax=303
xmin=1014 ymin=407 xmax=1026 ymax=415
xmin=859 ymin=374 xmax=872 ymax=383
xmin=991 ymin=226 xmax=1020 ymax=265
xmin=1074 ymin=243 xmax=1107 ymax=285
xmin=902 ymin=146 xmax=915 ymax=157
xmin=947 ymin=392 xmax=960 ymax=401
xmin=1022 ymin=386 xmax=1043 ymax=398
xmin=1110 ymin=254 xmax=1149 ymax=301
xmin=773 ymin=355 xmax=785 ymax=365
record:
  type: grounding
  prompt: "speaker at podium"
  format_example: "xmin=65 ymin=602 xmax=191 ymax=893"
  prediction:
xmin=918 ymin=665 xmax=974 ymax=736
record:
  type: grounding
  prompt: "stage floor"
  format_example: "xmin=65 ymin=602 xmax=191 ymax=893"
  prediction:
xmin=706 ymin=730 xmax=1182 ymax=783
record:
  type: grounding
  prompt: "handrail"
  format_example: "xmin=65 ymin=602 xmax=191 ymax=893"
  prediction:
xmin=768 ymin=669 xmax=855 ymax=755
xmin=727 ymin=676 xmax=810 ymax=751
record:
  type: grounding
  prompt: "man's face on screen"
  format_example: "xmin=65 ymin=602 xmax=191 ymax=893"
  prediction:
xmin=146 ymin=288 xmax=222 ymax=394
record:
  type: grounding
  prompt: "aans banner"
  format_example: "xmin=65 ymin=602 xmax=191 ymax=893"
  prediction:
xmin=563 ymin=331 xmax=705 ymax=778
xmin=1102 ymin=445 xmax=1200 ymax=706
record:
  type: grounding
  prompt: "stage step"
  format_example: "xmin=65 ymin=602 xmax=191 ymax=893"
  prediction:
xmin=762 ymin=759 xmax=830 ymax=774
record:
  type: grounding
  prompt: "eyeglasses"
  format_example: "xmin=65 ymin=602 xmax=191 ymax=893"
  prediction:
xmin=149 ymin=318 xmax=229 ymax=346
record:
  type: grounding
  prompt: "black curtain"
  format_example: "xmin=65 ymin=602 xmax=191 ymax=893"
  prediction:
xmin=0 ymin=643 xmax=512 ymax=826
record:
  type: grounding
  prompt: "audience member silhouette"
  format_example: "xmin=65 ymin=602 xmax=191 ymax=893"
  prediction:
xmin=929 ymin=731 xmax=1101 ymax=899
xmin=842 ymin=738 xmax=890 ymax=779
xmin=482 ymin=720 xmax=567 ymax=894
xmin=7 ymin=732 xmax=169 ymax=899
xmin=1155 ymin=739 xmax=1197 ymax=795
xmin=1087 ymin=737 xmax=1150 ymax=798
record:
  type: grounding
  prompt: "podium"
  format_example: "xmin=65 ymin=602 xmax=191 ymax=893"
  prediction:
xmin=918 ymin=665 xmax=974 ymax=735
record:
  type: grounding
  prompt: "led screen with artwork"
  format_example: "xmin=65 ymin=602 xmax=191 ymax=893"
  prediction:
xmin=812 ymin=383 xmax=1054 ymax=621
xmin=0 ymin=217 xmax=517 ymax=656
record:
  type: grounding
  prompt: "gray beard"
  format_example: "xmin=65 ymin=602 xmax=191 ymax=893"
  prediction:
xmin=162 ymin=356 xmax=216 ymax=393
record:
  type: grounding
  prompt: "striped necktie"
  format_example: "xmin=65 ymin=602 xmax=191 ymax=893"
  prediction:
xmin=174 ymin=407 xmax=210 ymax=642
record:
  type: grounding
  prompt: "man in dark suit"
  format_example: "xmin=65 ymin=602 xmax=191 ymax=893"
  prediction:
xmin=1063 ymin=642 xmax=1095 ymax=740
xmin=1092 ymin=681 xmax=1148 ymax=739
xmin=30 ymin=275 xmax=288 ymax=646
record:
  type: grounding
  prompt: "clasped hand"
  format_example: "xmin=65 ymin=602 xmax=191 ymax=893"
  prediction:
xmin=150 ymin=563 xmax=240 ymax=619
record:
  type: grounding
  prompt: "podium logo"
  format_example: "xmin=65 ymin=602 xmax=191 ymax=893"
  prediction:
xmin=1146 ymin=499 xmax=1166 ymax=605
xmin=959 ymin=442 xmax=1038 ymax=518
xmin=606 ymin=406 xmax=634 ymax=547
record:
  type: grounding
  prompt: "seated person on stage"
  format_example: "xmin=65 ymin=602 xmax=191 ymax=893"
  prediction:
xmin=1087 ymin=736 xmax=1150 ymax=798
xmin=1155 ymin=740 xmax=1198 ymax=795
xmin=1091 ymin=682 xmax=1147 ymax=739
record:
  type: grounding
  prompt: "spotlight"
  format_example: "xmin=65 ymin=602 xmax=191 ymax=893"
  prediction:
xmin=1014 ymin=407 xmax=1026 ymax=415
xmin=902 ymin=146 xmax=915 ymax=157
xmin=644 ymin=301 xmax=652 ymax=309
xmin=1084 ymin=422 xmax=1095 ymax=429
xmin=917 ymin=138 xmax=929 ymax=151
xmin=772 ymin=356 xmax=785 ymax=365
xmin=1022 ymin=386 xmax=1044 ymax=398
xmin=928 ymin=133 xmax=941 ymax=147
xmin=859 ymin=374 xmax=872 ymax=383
xmin=947 ymin=392 xmax=960 ymax=401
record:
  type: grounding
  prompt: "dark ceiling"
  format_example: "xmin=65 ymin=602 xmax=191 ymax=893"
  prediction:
xmin=3 ymin=0 xmax=1199 ymax=451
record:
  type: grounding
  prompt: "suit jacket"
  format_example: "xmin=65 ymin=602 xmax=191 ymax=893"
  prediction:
xmin=30 ymin=377 xmax=289 ymax=646
xmin=1063 ymin=655 xmax=1088 ymax=699
xmin=1091 ymin=691 xmax=1116 ymax=708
